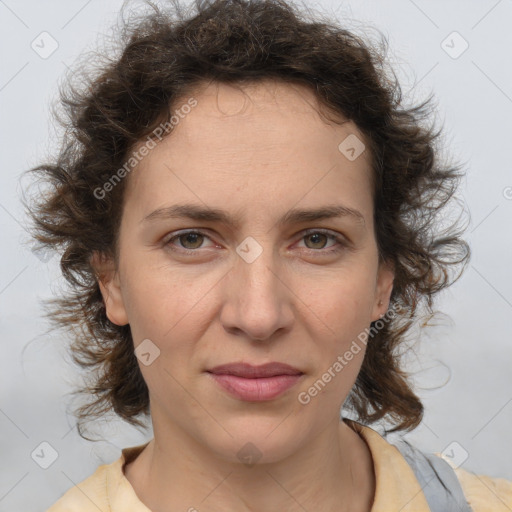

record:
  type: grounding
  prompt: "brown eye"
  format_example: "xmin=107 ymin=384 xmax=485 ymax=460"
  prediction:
xmin=298 ymin=229 xmax=345 ymax=254
xmin=165 ymin=230 xmax=214 ymax=253
xmin=304 ymin=232 xmax=329 ymax=250
xmin=177 ymin=232 xmax=205 ymax=249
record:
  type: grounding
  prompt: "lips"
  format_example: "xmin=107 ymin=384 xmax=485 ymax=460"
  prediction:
xmin=207 ymin=362 xmax=303 ymax=378
xmin=206 ymin=362 xmax=304 ymax=401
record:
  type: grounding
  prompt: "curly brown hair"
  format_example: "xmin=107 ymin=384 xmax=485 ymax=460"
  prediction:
xmin=23 ymin=0 xmax=470 ymax=440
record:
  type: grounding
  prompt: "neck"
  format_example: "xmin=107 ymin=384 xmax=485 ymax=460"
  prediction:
xmin=124 ymin=417 xmax=375 ymax=512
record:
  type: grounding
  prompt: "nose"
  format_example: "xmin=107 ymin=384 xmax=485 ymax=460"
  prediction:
xmin=219 ymin=242 xmax=294 ymax=343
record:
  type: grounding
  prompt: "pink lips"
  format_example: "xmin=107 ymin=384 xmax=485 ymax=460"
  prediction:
xmin=207 ymin=362 xmax=304 ymax=401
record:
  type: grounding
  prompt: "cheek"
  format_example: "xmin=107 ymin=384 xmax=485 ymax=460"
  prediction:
xmin=122 ymin=272 xmax=208 ymax=395
xmin=120 ymin=265 xmax=182 ymax=339
xmin=301 ymin=282 xmax=372 ymax=401
xmin=294 ymin=271 xmax=376 ymax=395
xmin=300 ymin=270 xmax=376 ymax=337
xmin=121 ymin=261 xmax=219 ymax=350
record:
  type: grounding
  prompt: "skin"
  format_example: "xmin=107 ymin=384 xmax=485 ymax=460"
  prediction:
xmin=92 ymin=79 xmax=394 ymax=512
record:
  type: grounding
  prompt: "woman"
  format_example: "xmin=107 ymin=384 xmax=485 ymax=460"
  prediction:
xmin=24 ymin=0 xmax=512 ymax=510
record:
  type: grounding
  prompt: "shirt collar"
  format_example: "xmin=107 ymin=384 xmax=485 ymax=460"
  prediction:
xmin=343 ymin=418 xmax=431 ymax=511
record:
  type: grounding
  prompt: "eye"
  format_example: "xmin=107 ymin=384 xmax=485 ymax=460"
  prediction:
xmin=296 ymin=229 xmax=347 ymax=254
xmin=164 ymin=230 xmax=216 ymax=253
xmin=163 ymin=229 xmax=347 ymax=255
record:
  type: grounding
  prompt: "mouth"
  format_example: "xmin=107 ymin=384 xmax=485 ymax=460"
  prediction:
xmin=206 ymin=362 xmax=304 ymax=401
xmin=207 ymin=362 xmax=303 ymax=378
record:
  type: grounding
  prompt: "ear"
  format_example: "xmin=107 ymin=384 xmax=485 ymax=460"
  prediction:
xmin=90 ymin=251 xmax=129 ymax=326
xmin=371 ymin=259 xmax=395 ymax=322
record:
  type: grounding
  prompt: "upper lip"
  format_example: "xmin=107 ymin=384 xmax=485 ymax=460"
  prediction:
xmin=207 ymin=362 xmax=303 ymax=378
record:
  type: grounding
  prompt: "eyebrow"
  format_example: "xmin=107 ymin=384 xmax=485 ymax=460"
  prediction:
xmin=141 ymin=203 xmax=366 ymax=229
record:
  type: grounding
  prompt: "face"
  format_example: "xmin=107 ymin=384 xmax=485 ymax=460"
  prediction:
xmin=93 ymin=80 xmax=394 ymax=463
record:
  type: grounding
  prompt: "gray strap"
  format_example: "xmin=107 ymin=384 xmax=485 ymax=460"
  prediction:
xmin=392 ymin=439 xmax=474 ymax=512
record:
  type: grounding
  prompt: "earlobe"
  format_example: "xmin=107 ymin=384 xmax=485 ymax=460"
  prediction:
xmin=90 ymin=251 xmax=129 ymax=326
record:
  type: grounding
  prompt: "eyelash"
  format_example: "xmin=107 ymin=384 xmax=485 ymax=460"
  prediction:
xmin=163 ymin=229 xmax=347 ymax=256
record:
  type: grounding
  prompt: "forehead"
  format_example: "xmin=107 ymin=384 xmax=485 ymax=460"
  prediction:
xmin=176 ymin=79 xmax=355 ymax=141
xmin=190 ymin=79 xmax=339 ymax=118
xmin=123 ymin=80 xmax=373 ymax=226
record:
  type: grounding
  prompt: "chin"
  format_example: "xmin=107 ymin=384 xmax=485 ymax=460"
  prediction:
xmin=204 ymin=418 xmax=303 ymax=466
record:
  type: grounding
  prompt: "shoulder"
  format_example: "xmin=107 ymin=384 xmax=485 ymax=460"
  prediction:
xmin=45 ymin=461 xmax=111 ymax=512
xmin=45 ymin=442 xmax=150 ymax=512
xmin=436 ymin=452 xmax=512 ymax=512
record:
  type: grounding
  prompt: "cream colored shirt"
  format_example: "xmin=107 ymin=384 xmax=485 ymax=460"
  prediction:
xmin=46 ymin=419 xmax=512 ymax=511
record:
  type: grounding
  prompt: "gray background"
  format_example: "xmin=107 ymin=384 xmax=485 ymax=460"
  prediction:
xmin=1 ymin=0 xmax=511 ymax=510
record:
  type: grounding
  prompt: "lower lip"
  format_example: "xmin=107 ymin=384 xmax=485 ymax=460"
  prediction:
xmin=208 ymin=373 xmax=303 ymax=401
